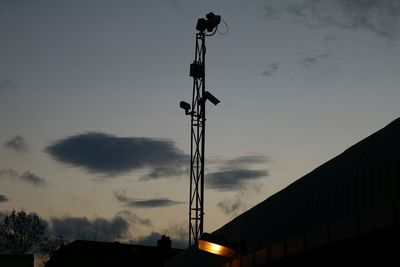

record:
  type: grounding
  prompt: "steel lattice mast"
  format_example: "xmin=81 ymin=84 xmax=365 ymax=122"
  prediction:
xmin=189 ymin=32 xmax=206 ymax=246
xmin=180 ymin=12 xmax=222 ymax=246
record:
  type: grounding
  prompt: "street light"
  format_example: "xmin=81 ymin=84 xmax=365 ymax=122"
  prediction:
xmin=198 ymin=233 xmax=237 ymax=258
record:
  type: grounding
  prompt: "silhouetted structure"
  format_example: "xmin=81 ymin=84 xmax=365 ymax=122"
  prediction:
xmin=180 ymin=12 xmax=222 ymax=246
xmin=0 ymin=254 xmax=34 ymax=267
xmin=166 ymin=117 xmax=400 ymax=266
xmin=45 ymin=238 xmax=182 ymax=267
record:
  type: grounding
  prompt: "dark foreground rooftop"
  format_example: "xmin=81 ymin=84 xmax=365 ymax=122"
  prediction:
xmin=46 ymin=239 xmax=182 ymax=267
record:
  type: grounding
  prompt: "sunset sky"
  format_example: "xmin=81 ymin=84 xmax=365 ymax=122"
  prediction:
xmin=1 ymin=0 xmax=400 ymax=249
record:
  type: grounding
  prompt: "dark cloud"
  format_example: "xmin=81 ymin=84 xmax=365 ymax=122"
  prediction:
xmin=133 ymin=223 xmax=187 ymax=248
xmin=0 ymin=80 xmax=17 ymax=93
xmin=206 ymin=169 xmax=268 ymax=191
xmin=217 ymin=198 xmax=245 ymax=216
xmin=20 ymin=172 xmax=47 ymax=186
xmin=0 ymin=169 xmax=47 ymax=187
xmin=45 ymin=132 xmax=188 ymax=177
xmin=205 ymin=154 xmax=269 ymax=191
xmin=49 ymin=215 xmax=130 ymax=241
xmin=4 ymin=135 xmax=28 ymax=153
xmin=264 ymin=0 xmax=400 ymax=37
xmin=125 ymin=199 xmax=183 ymax=208
xmin=114 ymin=191 xmax=184 ymax=208
xmin=0 ymin=194 xmax=9 ymax=203
xmin=116 ymin=210 xmax=152 ymax=227
xmin=224 ymin=155 xmax=270 ymax=166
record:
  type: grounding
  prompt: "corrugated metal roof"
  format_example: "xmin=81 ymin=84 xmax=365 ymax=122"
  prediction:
xmin=214 ymin=117 xmax=400 ymax=251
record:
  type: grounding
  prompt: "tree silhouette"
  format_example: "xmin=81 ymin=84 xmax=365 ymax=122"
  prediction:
xmin=0 ymin=210 xmax=46 ymax=254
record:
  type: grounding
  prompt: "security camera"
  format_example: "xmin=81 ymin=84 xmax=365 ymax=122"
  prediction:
xmin=180 ymin=101 xmax=191 ymax=115
xmin=204 ymin=91 xmax=220 ymax=105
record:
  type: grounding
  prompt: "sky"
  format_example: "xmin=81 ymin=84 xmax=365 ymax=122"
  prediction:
xmin=1 ymin=0 xmax=400 ymax=251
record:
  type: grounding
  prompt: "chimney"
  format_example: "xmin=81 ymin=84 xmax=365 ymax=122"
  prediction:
xmin=157 ymin=235 xmax=172 ymax=249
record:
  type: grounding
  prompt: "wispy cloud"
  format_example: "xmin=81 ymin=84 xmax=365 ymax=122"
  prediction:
xmin=113 ymin=190 xmax=184 ymax=208
xmin=261 ymin=62 xmax=281 ymax=76
xmin=116 ymin=210 xmax=152 ymax=227
xmin=20 ymin=172 xmax=47 ymax=186
xmin=263 ymin=0 xmax=400 ymax=38
xmin=0 ymin=194 xmax=9 ymax=203
xmin=48 ymin=215 xmax=130 ymax=241
xmin=217 ymin=198 xmax=245 ymax=216
xmin=0 ymin=169 xmax=47 ymax=187
xmin=297 ymin=53 xmax=332 ymax=67
xmin=224 ymin=155 xmax=270 ymax=166
xmin=45 ymin=132 xmax=188 ymax=178
xmin=140 ymin=166 xmax=187 ymax=181
xmin=4 ymin=135 xmax=28 ymax=153
xmin=261 ymin=52 xmax=335 ymax=76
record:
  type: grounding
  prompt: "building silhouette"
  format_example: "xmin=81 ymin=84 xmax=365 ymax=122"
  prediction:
xmin=46 ymin=236 xmax=182 ymax=267
xmin=167 ymin=117 xmax=400 ymax=266
xmin=0 ymin=254 xmax=34 ymax=267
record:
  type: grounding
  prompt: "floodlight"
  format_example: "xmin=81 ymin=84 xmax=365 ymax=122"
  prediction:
xmin=196 ymin=12 xmax=222 ymax=33
xmin=198 ymin=233 xmax=236 ymax=257
xmin=204 ymin=91 xmax=220 ymax=105
xmin=196 ymin=18 xmax=207 ymax=32
xmin=205 ymin=12 xmax=221 ymax=32
xmin=180 ymin=101 xmax=191 ymax=115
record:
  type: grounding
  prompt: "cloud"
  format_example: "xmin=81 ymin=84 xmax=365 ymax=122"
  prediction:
xmin=263 ymin=0 xmax=400 ymax=37
xmin=20 ymin=172 xmax=47 ymax=186
xmin=0 ymin=194 xmax=9 ymax=203
xmin=261 ymin=53 xmax=334 ymax=76
xmin=116 ymin=210 xmax=152 ymax=227
xmin=4 ymin=135 xmax=28 ymax=153
xmin=114 ymin=190 xmax=184 ymax=208
xmin=224 ymin=155 xmax=270 ymax=166
xmin=261 ymin=62 xmax=281 ymax=76
xmin=48 ymin=215 xmax=130 ymax=241
xmin=0 ymin=169 xmax=47 ymax=187
xmin=206 ymin=169 xmax=268 ymax=191
xmin=0 ymin=80 xmax=17 ymax=93
xmin=133 ymin=223 xmax=187 ymax=248
xmin=45 ymin=132 xmax=188 ymax=177
xmin=297 ymin=53 xmax=332 ymax=67
xmin=205 ymin=154 xmax=269 ymax=191
xmin=140 ymin=166 xmax=187 ymax=181
xmin=217 ymin=198 xmax=245 ymax=216
xmin=298 ymin=56 xmax=319 ymax=67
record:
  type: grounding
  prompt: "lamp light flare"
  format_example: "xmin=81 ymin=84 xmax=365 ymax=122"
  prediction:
xmin=198 ymin=240 xmax=236 ymax=257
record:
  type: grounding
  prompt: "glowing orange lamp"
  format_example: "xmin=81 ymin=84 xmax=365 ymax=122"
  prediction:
xmin=198 ymin=233 xmax=237 ymax=257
